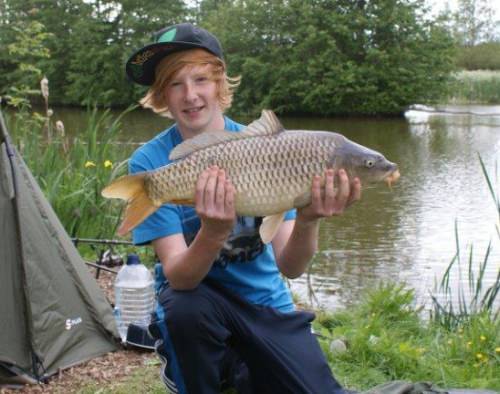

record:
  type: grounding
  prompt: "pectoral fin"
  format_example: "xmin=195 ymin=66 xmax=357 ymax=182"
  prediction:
xmin=259 ymin=212 xmax=286 ymax=244
xmin=293 ymin=190 xmax=312 ymax=209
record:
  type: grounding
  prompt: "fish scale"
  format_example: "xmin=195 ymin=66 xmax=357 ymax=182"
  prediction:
xmin=146 ymin=132 xmax=332 ymax=216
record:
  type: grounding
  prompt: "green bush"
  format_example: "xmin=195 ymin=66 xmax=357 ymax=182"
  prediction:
xmin=456 ymin=42 xmax=500 ymax=71
xmin=206 ymin=0 xmax=456 ymax=116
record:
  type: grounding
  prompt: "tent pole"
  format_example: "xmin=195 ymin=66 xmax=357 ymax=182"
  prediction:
xmin=0 ymin=109 xmax=45 ymax=381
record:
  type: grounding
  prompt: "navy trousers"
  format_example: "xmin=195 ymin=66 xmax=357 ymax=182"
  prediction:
xmin=149 ymin=278 xmax=346 ymax=394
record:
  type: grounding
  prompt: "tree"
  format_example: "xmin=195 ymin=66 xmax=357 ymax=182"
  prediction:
xmin=1 ymin=0 xmax=457 ymax=114
xmin=1 ymin=0 xmax=188 ymax=107
xmin=453 ymin=0 xmax=497 ymax=46
xmin=201 ymin=0 xmax=456 ymax=116
xmin=0 ymin=0 xmax=88 ymax=104
xmin=64 ymin=0 xmax=189 ymax=106
xmin=0 ymin=17 xmax=52 ymax=108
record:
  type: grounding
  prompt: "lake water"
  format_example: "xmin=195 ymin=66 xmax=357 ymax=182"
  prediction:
xmin=53 ymin=105 xmax=500 ymax=312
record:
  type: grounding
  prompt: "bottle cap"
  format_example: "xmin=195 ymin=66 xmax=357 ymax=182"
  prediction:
xmin=126 ymin=254 xmax=140 ymax=265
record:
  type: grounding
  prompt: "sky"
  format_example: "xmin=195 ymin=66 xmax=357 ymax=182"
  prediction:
xmin=426 ymin=0 xmax=500 ymax=18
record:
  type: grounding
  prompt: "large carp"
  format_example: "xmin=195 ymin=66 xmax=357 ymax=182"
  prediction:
xmin=102 ymin=110 xmax=399 ymax=242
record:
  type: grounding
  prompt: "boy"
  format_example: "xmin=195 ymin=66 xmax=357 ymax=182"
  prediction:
xmin=126 ymin=23 xmax=361 ymax=393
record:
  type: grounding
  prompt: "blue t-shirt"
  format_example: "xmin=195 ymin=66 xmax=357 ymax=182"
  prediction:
xmin=129 ymin=116 xmax=296 ymax=312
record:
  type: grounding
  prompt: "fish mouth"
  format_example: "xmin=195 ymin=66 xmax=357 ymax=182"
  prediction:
xmin=384 ymin=168 xmax=400 ymax=188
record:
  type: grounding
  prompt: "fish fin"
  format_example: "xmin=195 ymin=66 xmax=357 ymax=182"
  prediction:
xmin=244 ymin=109 xmax=285 ymax=137
xmin=259 ymin=212 xmax=286 ymax=244
xmin=102 ymin=173 xmax=147 ymax=200
xmin=293 ymin=190 xmax=312 ymax=209
xmin=169 ymin=109 xmax=285 ymax=160
xmin=101 ymin=174 xmax=158 ymax=235
xmin=117 ymin=192 xmax=158 ymax=236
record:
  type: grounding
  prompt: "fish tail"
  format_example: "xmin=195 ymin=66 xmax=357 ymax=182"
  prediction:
xmin=101 ymin=173 xmax=158 ymax=236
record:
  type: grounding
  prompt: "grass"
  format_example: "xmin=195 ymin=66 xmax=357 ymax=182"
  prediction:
xmin=445 ymin=70 xmax=500 ymax=104
xmin=315 ymin=283 xmax=499 ymax=391
xmin=78 ymin=363 xmax=165 ymax=394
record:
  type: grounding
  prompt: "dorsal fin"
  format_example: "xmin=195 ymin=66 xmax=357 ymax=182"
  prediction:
xmin=169 ymin=109 xmax=285 ymax=160
xmin=244 ymin=109 xmax=285 ymax=137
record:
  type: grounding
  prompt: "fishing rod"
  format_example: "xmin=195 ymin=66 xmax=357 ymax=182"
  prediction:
xmin=71 ymin=237 xmax=133 ymax=246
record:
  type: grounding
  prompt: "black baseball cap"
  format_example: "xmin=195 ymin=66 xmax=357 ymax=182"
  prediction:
xmin=126 ymin=23 xmax=224 ymax=86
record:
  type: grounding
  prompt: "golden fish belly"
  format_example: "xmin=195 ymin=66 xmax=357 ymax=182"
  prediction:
xmin=146 ymin=132 xmax=333 ymax=215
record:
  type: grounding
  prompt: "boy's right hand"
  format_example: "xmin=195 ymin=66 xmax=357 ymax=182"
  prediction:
xmin=195 ymin=166 xmax=236 ymax=242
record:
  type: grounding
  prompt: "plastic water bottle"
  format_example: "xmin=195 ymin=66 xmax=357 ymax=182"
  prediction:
xmin=114 ymin=254 xmax=155 ymax=342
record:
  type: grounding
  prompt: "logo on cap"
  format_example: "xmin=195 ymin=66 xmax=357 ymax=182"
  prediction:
xmin=158 ymin=28 xmax=177 ymax=43
xmin=131 ymin=49 xmax=158 ymax=66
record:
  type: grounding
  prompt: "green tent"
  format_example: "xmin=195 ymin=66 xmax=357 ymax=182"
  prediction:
xmin=0 ymin=110 xmax=119 ymax=385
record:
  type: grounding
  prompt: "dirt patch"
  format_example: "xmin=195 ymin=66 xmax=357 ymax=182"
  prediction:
xmin=0 ymin=267 xmax=158 ymax=394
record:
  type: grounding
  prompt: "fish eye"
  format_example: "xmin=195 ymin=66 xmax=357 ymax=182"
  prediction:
xmin=364 ymin=159 xmax=375 ymax=168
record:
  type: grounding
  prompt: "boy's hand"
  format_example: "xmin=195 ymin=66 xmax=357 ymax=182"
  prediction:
xmin=195 ymin=166 xmax=236 ymax=240
xmin=297 ymin=169 xmax=361 ymax=224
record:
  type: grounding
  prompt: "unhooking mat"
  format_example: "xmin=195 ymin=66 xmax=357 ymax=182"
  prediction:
xmin=359 ymin=381 xmax=499 ymax=394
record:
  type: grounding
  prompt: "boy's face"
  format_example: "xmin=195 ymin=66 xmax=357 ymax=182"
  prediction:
xmin=164 ymin=63 xmax=224 ymax=137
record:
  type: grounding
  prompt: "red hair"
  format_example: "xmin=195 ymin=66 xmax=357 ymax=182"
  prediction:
xmin=140 ymin=49 xmax=240 ymax=117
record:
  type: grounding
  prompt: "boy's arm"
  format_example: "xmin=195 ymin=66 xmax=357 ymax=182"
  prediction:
xmin=273 ymin=169 xmax=361 ymax=279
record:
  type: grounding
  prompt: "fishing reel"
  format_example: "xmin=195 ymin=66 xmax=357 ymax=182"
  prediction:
xmin=97 ymin=248 xmax=124 ymax=268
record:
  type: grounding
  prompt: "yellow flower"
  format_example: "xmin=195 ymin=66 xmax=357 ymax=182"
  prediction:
xmin=104 ymin=160 xmax=113 ymax=168
xmin=495 ymin=347 xmax=500 ymax=354
xmin=466 ymin=341 xmax=473 ymax=348
xmin=85 ymin=161 xmax=96 ymax=168
xmin=480 ymin=335 xmax=486 ymax=342
xmin=476 ymin=353 xmax=484 ymax=360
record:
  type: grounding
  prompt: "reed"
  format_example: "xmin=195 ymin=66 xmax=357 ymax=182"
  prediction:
xmin=446 ymin=70 xmax=500 ymax=104
xmin=8 ymin=91 xmax=134 ymax=240
xmin=430 ymin=157 xmax=500 ymax=329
